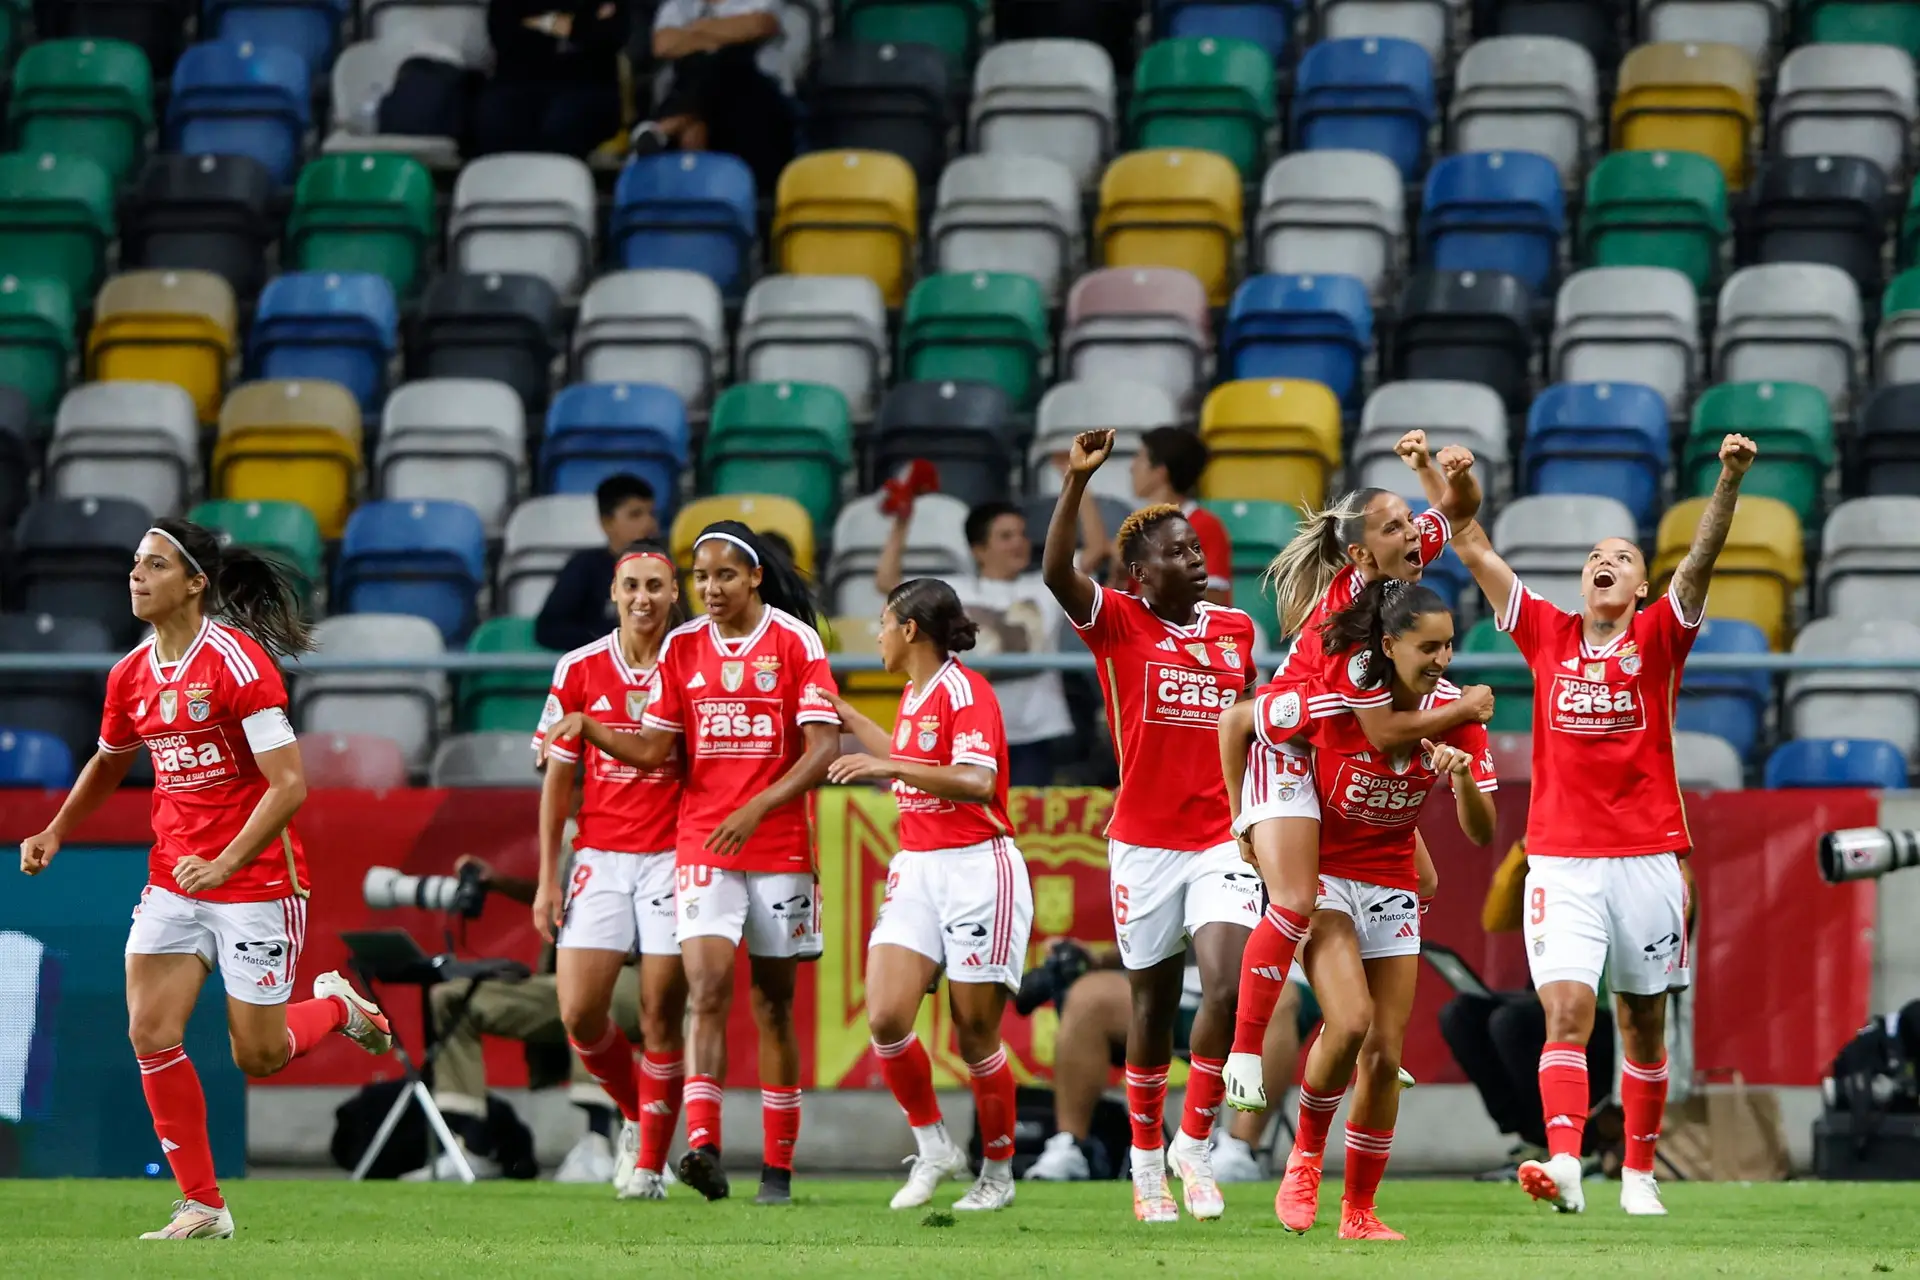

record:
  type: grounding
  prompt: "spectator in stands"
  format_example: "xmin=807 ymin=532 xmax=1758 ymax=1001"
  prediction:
xmin=1130 ymin=428 xmax=1234 ymax=606
xmin=477 ymin=0 xmax=631 ymax=158
xmin=632 ymin=0 xmax=796 ymax=192
xmin=535 ymin=474 xmax=659 ymax=651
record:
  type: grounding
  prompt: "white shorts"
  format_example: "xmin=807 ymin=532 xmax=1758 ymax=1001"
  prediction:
xmin=1109 ymin=840 xmax=1263 ymax=969
xmin=869 ymin=839 xmax=1035 ymax=992
xmin=1316 ymin=875 xmax=1422 ymax=960
xmin=126 ymin=884 xmax=307 ymax=1006
xmin=674 ymin=866 xmax=819 ymax=959
xmin=557 ymin=848 xmax=679 ymax=956
xmin=1524 ymin=853 xmax=1691 ymax=996
xmin=1236 ymin=739 xmax=1319 ymax=835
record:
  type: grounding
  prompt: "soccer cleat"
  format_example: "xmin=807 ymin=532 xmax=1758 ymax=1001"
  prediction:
xmin=555 ymin=1131 xmax=616 ymax=1184
xmin=1337 ymin=1201 xmax=1405 ymax=1241
xmin=1210 ymin=1134 xmax=1264 ymax=1183
xmin=677 ymin=1145 xmax=731 ymax=1201
xmin=1275 ymin=1148 xmax=1323 ymax=1234
xmin=755 ymin=1165 xmax=793 ymax=1206
xmin=1022 ymin=1131 xmax=1090 ymax=1181
xmin=1130 ymin=1149 xmax=1180 ymax=1224
xmin=1518 ymin=1153 xmax=1586 ymax=1214
xmin=953 ymin=1169 xmax=1016 ymax=1212
xmin=620 ymin=1169 xmax=668 ymax=1201
xmin=1620 ymin=1168 xmax=1668 ymax=1216
xmin=889 ymin=1136 xmax=971 ymax=1209
xmin=612 ymin=1120 xmax=641 ymax=1195
xmin=140 ymin=1199 xmax=234 ymax=1240
xmin=1166 ymin=1130 xmax=1225 ymax=1220
xmin=1221 ymin=1051 xmax=1267 ymax=1112
xmin=312 ymin=971 xmax=392 ymax=1056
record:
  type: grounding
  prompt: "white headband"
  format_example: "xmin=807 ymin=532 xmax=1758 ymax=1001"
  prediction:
xmin=146 ymin=527 xmax=206 ymax=579
xmin=693 ymin=531 xmax=760 ymax=567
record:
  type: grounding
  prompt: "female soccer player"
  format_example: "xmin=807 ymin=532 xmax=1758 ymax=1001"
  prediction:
xmin=533 ymin=541 xmax=690 ymax=1199
xmin=18 ymin=519 xmax=391 ymax=1240
xmin=1225 ymin=579 xmax=1498 ymax=1238
xmin=1042 ymin=429 xmax=1258 ymax=1223
xmin=1449 ymin=433 xmax=1757 ymax=1218
xmin=825 ymin=578 xmax=1032 ymax=1214
xmin=1224 ymin=433 xmax=1490 ymax=1111
xmin=541 ymin=520 xmax=839 ymax=1207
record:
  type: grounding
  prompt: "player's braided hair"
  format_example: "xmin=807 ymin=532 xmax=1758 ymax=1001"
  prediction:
xmin=694 ymin=520 xmax=820 ymax=628
xmin=1115 ymin=502 xmax=1185 ymax=567
xmin=887 ymin=578 xmax=979 ymax=654
xmin=1320 ymin=576 xmax=1450 ymax=691
xmin=151 ymin=516 xmax=313 ymax=659
xmin=1262 ymin=488 xmax=1389 ymax=637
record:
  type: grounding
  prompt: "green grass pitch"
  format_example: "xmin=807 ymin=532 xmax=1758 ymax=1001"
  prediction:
xmin=4 ymin=1178 xmax=1917 ymax=1278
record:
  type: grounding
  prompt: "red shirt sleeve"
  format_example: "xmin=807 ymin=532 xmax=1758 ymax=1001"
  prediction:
xmin=226 ymin=637 xmax=291 ymax=720
xmin=1068 ymin=584 xmax=1128 ymax=651
xmin=1322 ymin=646 xmax=1393 ymax=713
xmin=794 ymin=631 xmax=840 ymax=727
xmin=1252 ymin=683 xmax=1311 ymax=750
xmin=535 ymin=655 xmax=585 ymax=760
xmin=1495 ymin=578 xmax=1564 ymax=664
xmin=947 ymin=681 xmax=1006 ymax=769
xmin=1446 ymin=719 xmax=1499 ymax=793
xmin=98 ymin=662 xmax=139 ymax=754
xmin=1649 ymin=590 xmax=1707 ymax=659
xmin=1415 ymin=508 xmax=1452 ymax=566
xmin=641 ymin=635 xmax=685 ymax=734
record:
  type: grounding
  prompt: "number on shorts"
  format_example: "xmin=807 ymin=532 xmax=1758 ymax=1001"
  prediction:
xmin=567 ymin=864 xmax=592 ymax=906
xmin=1113 ymin=884 xmax=1130 ymax=926
xmin=1529 ymin=886 xmax=1546 ymax=926
xmin=676 ymin=865 xmax=714 ymax=892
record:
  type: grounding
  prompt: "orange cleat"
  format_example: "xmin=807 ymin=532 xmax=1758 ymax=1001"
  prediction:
xmin=1275 ymin=1148 xmax=1323 ymax=1234
xmin=1337 ymin=1202 xmax=1405 ymax=1241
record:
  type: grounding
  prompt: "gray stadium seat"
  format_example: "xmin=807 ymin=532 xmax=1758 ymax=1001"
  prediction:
xmin=1354 ymin=381 xmax=1510 ymax=499
xmin=362 ymin=0 xmax=492 ymax=69
xmin=1643 ymin=0 xmax=1778 ymax=71
xmin=429 ymin=731 xmax=542 ymax=788
xmin=1062 ymin=268 xmax=1213 ymax=415
xmin=377 ymin=378 xmax=525 ymax=535
xmin=931 ymin=154 xmax=1084 ymax=304
xmin=1322 ymin=0 xmax=1451 ymax=66
xmin=970 ymin=40 xmax=1117 ymax=189
xmin=449 ymin=154 xmax=597 ymax=297
xmin=1786 ymin=617 xmax=1920 ymax=764
xmin=829 ymin=492 xmax=973 ymax=618
xmin=737 ymin=275 xmax=890 ymax=423
xmin=1674 ymin=730 xmax=1745 ymax=791
xmin=1257 ymin=151 xmax=1406 ymax=299
xmin=48 ymin=381 xmax=200 ymax=516
xmin=1495 ymin=495 xmax=1638 ymax=613
xmin=302 ymin=731 xmax=413 ymax=789
xmin=1487 ymin=730 xmax=1532 ymax=782
xmin=1715 ymin=264 xmax=1863 ymax=421
xmin=500 ymin=495 xmax=602 ymax=616
xmin=1551 ymin=267 xmax=1701 ymax=419
xmin=1818 ymin=497 xmax=1920 ymax=623
xmin=573 ymin=270 xmax=726 ymax=417
xmin=1772 ymin=44 xmax=1915 ymax=180
xmin=1028 ymin=379 xmax=1175 ymax=500
xmin=1451 ymin=36 xmax=1600 ymax=186
xmin=322 ymin=38 xmax=464 ymax=165
xmin=297 ymin=614 xmax=448 ymax=770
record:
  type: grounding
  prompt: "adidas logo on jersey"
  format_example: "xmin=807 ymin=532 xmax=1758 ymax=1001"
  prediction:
xmin=590 ymin=696 xmax=612 ymax=712
xmin=688 ymin=673 xmax=707 ymax=689
xmin=1156 ymin=638 xmax=1178 ymax=652
xmin=1561 ymin=658 xmax=1580 ymax=672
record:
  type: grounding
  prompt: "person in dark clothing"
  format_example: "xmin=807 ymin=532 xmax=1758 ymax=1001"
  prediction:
xmin=1439 ymin=989 xmax=1616 ymax=1157
xmin=534 ymin=475 xmax=659 ymax=651
xmin=477 ymin=0 xmax=630 ymax=158
xmin=631 ymin=0 xmax=795 ymax=193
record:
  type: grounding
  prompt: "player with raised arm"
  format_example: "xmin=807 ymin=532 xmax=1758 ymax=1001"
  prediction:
xmin=826 ymin=578 xmax=1032 ymax=1214
xmin=1223 ymin=433 xmax=1491 ymax=1113
xmin=1223 ymin=580 xmax=1499 ymax=1239
xmin=1044 ymin=429 xmax=1259 ymax=1224
xmin=532 ymin=541 xmax=690 ymax=1199
xmin=542 ymin=521 xmax=840 ymax=1207
xmin=1450 ymin=433 xmax=1757 ymax=1218
xmin=18 ymin=518 xmax=390 ymax=1240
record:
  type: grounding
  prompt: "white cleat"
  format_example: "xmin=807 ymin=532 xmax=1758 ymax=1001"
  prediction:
xmin=953 ymin=1169 xmax=1016 ymax=1211
xmin=1210 ymin=1134 xmax=1264 ymax=1183
xmin=555 ymin=1131 xmax=616 ymax=1183
xmin=312 ymin=970 xmax=392 ymax=1055
xmin=1131 ymin=1148 xmax=1180 ymax=1224
xmin=889 ymin=1131 xmax=971 ymax=1209
xmin=1167 ymin=1130 xmax=1225 ymax=1220
xmin=1518 ymin=1152 xmax=1586 ymax=1214
xmin=620 ymin=1168 xmax=669 ymax=1200
xmin=140 ymin=1198 xmax=234 ymax=1240
xmin=1620 ymin=1168 xmax=1668 ymax=1216
xmin=1221 ymin=1051 xmax=1267 ymax=1112
xmin=612 ymin=1120 xmax=641 ymax=1195
xmin=1022 ymin=1131 xmax=1090 ymax=1181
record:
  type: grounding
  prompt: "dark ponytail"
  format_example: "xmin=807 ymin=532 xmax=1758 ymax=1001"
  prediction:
xmin=886 ymin=578 xmax=978 ymax=655
xmin=696 ymin=520 xmax=819 ymax=628
xmin=616 ymin=538 xmax=692 ymax=629
xmin=1318 ymin=577 xmax=1449 ymax=690
xmin=152 ymin=516 xmax=313 ymax=659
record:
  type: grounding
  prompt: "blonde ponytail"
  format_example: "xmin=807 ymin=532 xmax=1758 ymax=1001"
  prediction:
xmin=1262 ymin=488 xmax=1387 ymax=638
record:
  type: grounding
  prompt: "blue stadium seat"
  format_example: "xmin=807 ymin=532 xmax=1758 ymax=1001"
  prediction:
xmin=337 ymin=499 xmax=488 ymax=644
xmin=1522 ymin=382 xmax=1668 ymax=527
xmin=1292 ymin=37 xmax=1435 ymax=180
xmin=1764 ymin=739 xmax=1908 ymax=790
xmin=1422 ymin=150 xmax=1565 ymax=293
xmin=611 ymin=153 xmax=757 ymax=300
xmin=167 ymin=39 xmax=310 ymax=185
xmin=205 ymin=1 xmax=348 ymax=78
xmin=1223 ymin=273 xmax=1372 ymax=408
xmin=540 ymin=382 xmax=690 ymax=515
xmin=1165 ymin=3 xmax=1293 ymax=61
xmin=1678 ymin=617 xmax=1771 ymax=762
xmin=0 ymin=727 xmax=74 ymax=788
xmin=248 ymin=271 xmax=399 ymax=413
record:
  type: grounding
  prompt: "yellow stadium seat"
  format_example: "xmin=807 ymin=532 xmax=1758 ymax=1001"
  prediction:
xmin=1612 ymin=42 xmax=1758 ymax=191
xmin=213 ymin=379 xmax=362 ymax=538
xmin=1196 ymin=378 xmax=1342 ymax=507
xmin=773 ymin=151 xmax=918 ymax=306
xmin=1096 ymin=148 xmax=1244 ymax=306
xmin=671 ymin=493 xmax=818 ymax=580
xmin=1653 ymin=493 xmax=1802 ymax=647
xmin=830 ymin=612 xmax=907 ymax=732
xmin=87 ymin=269 xmax=237 ymax=422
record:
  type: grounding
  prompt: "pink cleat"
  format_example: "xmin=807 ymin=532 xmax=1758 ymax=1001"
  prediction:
xmin=1275 ymin=1148 xmax=1322 ymax=1234
xmin=1337 ymin=1202 xmax=1405 ymax=1241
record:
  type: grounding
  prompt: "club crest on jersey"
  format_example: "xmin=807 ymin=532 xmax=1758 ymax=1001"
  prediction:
xmin=754 ymin=654 xmax=781 ymax=692
xmin=626 ymin=689 xmax=649 ymax=720
xmin=1620 ymin=654 xmax=1643 ymax=676
xmin=894 ymin=718 xmax=912 ymax=751
xmin=721 ymin=661 xmax=746 ymax=692
xmin=1185 ymin=642 xmax=1212 ymax=667
xmin=916 ymin=714 xmax=940 ymax=753
xmin=158 ymin=690 xmax=178 ymax=724
xmin=1584 ymin=662 xmax=1607 ymax=681
xmin=186 ymin=686 xmax=212 ymax=722
xmin=1218 ymin=636 xmax=1241 ymax=669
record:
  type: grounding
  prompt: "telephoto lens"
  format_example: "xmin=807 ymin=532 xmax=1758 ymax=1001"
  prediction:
xmin=1818 ymin=829 xmax=1920 ymax=884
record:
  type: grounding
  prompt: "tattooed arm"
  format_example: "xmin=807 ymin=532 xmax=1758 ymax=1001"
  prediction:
xmin=1668 ymin=433 xmax=1758 ymax=625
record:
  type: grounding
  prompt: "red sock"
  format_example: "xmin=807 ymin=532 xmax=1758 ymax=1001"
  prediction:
xmin=1343 ymin=1123 xmax=1393 ymax=1210
xmin=968 ymin=1045 xmax=1017 ymax=1164
xmin=1181 ymin=1054 xmax=1225 ymax=1141
xmin=1231 ymin=905 xmax=1310 ymax=1056
xmin=138 ymin=1046 xmax=223 ymax=1209
xmin=1621 ymin=1056 xmax=1670 ymax=1174
xmin=1539 ymin=1042 xmax=1590 ymax=1160
xmin=568 ymin=1023 xmax=641 ymax=1122
xmin=761 ymin=1085 xmax=801 ymax=1170
xmin=684 ymin=1074 xmax=723 ymax=1153
xmin=283 ymin=995 xmax=348 ymax=1063
xmin=1124 ymin=1065 xmax=1169 ymax=1153
xmin=1295 ymin=1082 xmax=1344 ymax=1157
xmin=873 ymin=1033 xmax=943 ymax=1128
xmin=637 ymin=1052 xmax=685 ymax=1174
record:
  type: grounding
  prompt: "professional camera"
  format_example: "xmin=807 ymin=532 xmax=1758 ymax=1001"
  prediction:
xmin=1819 ymin=829 xmax=1920 ymax=885
xmin=1014 ymin=939 xmax=1095 ymax=1017
xmin=363 ymin=863 xmax=489 ymax=918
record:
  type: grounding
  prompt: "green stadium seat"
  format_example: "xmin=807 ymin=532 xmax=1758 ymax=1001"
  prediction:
xmin=898 ymin=271 xmax=1050 ymax=412
xmin=1200 ymin=498 xmax=1298 ymax=641
xmin=8 ymin=38 xmax=154 ymax=185
xmin=703 ymin=381 xmax=854 ymax=536
xmin=1580 ymin=149 xmax=1729 ymax=293
xmin=1685 ymin=381 xmax=1834 ymax=527
xmin=1130 ymin=37 xmax=1277 ymax=180
xmin=1897 ymin=184 xmax=1920 ymax=269
xmin=187 ymin=498 xmax=326 ymax=605
xmin=285 ymin=153 xmax=438 ymax=299
xmin=459 ymin=616 xmax=552 ymax=733
xmin=1460 ymin=617 xmax=1533 ymax=732
xmin=0 ymin=274 xmax=74 ymax=424
xmin=1797 ymin=0 xmax=1920 ymax=56
xmin=839 ymin=0 xmax=984 ymax=75
xmin=0 ymin=151 xmax=116 ymax=301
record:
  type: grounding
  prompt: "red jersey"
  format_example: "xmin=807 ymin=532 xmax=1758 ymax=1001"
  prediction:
xmin=536 ymin=632 xmax=682 ymax=854
xmin=1268 ymin=507 xmax=1451 ymax=688
xmin=888 ymin=659 xmax=1013 ymax=853
xmin=1500 ymin=580 xmax=1701 ymax=858
xmin=1072 ymin=586 xmax=1257 ymax=849
xmin=98 ymin=619 xmax=307 ymax=903
xmin=1183 ymin=501 xmax=1235 ymax=604
xmin=641 ymin=607 xmax=840 ymax=872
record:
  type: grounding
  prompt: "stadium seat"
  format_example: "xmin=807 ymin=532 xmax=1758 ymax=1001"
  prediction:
xmin=1895 ymin=180 xmax=1920 ymax=271
xmin=1062 ymin=267 xmax=1213 ymax=413
xmin=1686 ymin=381 xmax=1834 ymax=528
xmin=1877 ymin=269 xmax=1920 ymax=383
xmin=828 ymin=491 xmax=973 ymax=618
xmin=1197 ymin=379 xmax=1342 ymax=507
xmin=1850 ymin=382 xmax=1920 ymax=497
xmin=296 ymin=613 xmax=446 ymax=770
xmin=0 ymin=728 xmax=75 ymax=788
xmin=362 ymin=0 xmax=490 ymax=66
xmin=122 ymin=152 xmax=278 ymax=300
xmin=187 ymin=497 xmax=325 ymax=603
xmin=1748 ymin=155 xmax=1889 ymax=300
xmin=995 ymin=0 xmax=1139 ymax=76
xmin=1357 ymin=379 xmax=1510 ymax=499
xmin=451 ymin=154 xmax=598 ymax=298
xmin=1255 ymin=150 xmax=1406 ymax=298
xmin=809 ymin=40 xmax=952 ymax=187
xmin=775 ymin=151 xmax=919 ymax=307
xmin=1653 ymin=493 xmax=1803 ymax=647
xmin=430 ymin=731 xmax=540 ymax=788
xmin=1129 ymin=37 xmax=1276 ymax=180
xmin=1388 ymin=269 xmax=1536 ymax=412
xmin=1819 ymin=496 xmax=1920 ymax=622
xmin=1487 ymin=728 xmax=1532 ymax=779
xmin=301 ymin=731 xmax=413 ymax=788
xmin=1029 ymin=379 xmax=1178 ymax=502
xmin=931 ymin=154 xmax=1084 ymax=305
xmin=206 ymin=0 xmax=347 ymax=78
xmin=1223 ymin=274 xmax=1372 ymax=410
xmin=1579 ymin=149 xmax=1730 ymax=295
xmin=1714 ymin=264 xmax=1863 ymax=423
xmin=1549 ymin=266 xmax=1700 ymax=419
xmin=286 ymin=153 xmax=437 ymax=299
xmin=213 ymin=377 xmax=363 ymax=538
xmin=457 ymin=616 xmax=549 ymax=732
xmin=900 ymin=272 xmax=1051 ymax=414
xmin=321 ymin=38 xmax=462 ymax=166
xmin=1421 ymin=150 xmax=1565 ymax=293
xmin=1612 ymin=42 xmax=1758 ymax=191
xmin=1799 ymin=0 xmax=1920 ymax=58
xmin=500 ymin=494 xmax=600 ymax=615
xmin=841 ymin=0 xmax=984 ymax=74
xmin=248 ymin=271 xmax=399 ymax=414
xmin=1096 ymin=148 xmax=1243 ymax=305
xmin=1459 ymin=617 xmax=1533 ymax=731
xmin=870 ymin=381 xmax=1017 ymax=507
xmin=39 ymin=0 xmax=190 ymax=77
xmin=1292 ymin=37 xmax=1437 ymax=180
xmin=1197 ymin=496 xmax=1298 ymax=639
xmin=573 ymin=270 xmax=725 ymax=419
xmin=8 ymin=37 xmax=154 ymax=185
xmin=0 ymin=274 xmax=77 ymax=423
xmin=377 ymin=378 xmax=525 ymax=535
xmin=1019 ymin=490 xmax=1135 ymax=569
xmin=829 ymin=611 xmax=909 ymax=729
xmin=1494 ymin=493 xmax=1637 ymax=610
xmin=704 ymin=381 xmax=853 ymax=535
xmin=970 ymin=38 xmax=1118 ymax=189
xmin=610 ymin=152 xmax=756 ymax=299
xmin=411 ymin=272 xmax=562 ymax=415
xmin=540 ymin=382 xmax=689 ymax=517
xmin=671 ymin=493 xmax=818 ymax=578
xmin=337 ymin=499 xmax=487 ymax=643
xmin=1449 ymin=35 xmax=1599 ymax=187
xmin=1678 ymin=616 xmax=1771 ymax=761
xmin=168 ymin=39 xmax=310 ymax=184
xmin=737 ymin=275 xmax=890 ymax=424
xmin=0 ymin=387 xmax=32 ymax=528
xmin=0 ymin=612 xmax=115 ymax=762
xmin=1764 ymin=738 xmax=1909 ymax=789
xmin=1162 ymin=1 xmax=1292 ymax=62
xmin=0 ymin=151 xmax=115 ymax=302
xmin=13 ymin=497 xmax=153 ymax=645
xmin=1772 ymin=44 xmax=1916 ymax=181
xmin=87 ymin=268 xmax=238 ymax=423
xmin=1522 ymin=382 xmax=1669 ymax=527
xmin=1642 ymin=0 xmax=1776 ymax=70
xmin=47 ymin=381 xmax=199 ymax=515
xmin=1674 ymin=730 xmax=1745 ymax=790
xmin=1786 ymin=617 xmax=1920 ymax=763
xmin=1321 ymin=0 xmax=1450 ymax=63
